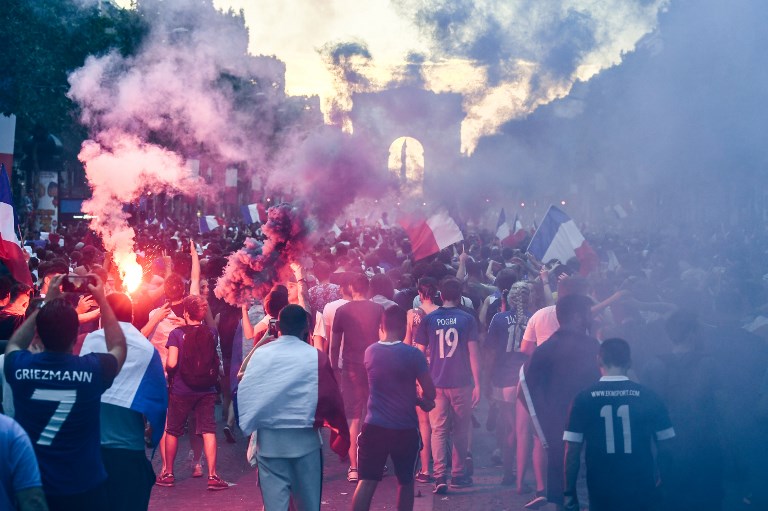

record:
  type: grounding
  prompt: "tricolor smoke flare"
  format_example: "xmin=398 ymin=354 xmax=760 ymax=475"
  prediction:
xmin=214 ymin=203 xmax=308 ymax=306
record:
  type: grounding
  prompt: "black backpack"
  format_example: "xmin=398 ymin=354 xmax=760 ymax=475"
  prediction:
xmin=178 ymin=325 xmax=220 ymax=390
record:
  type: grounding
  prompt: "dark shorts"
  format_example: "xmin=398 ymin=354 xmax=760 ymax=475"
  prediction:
xmin=101 ymin=448 xmax=155 ymax=511
xmin=358 ymin=423 xmax=421 ymax=484
xmin=46 ymin=482 xmax=107 ymax=511
xmin=166 ymin=393 xmax=217 ymax=437
xmin=341 ymin=364 xmax=369 ymax=419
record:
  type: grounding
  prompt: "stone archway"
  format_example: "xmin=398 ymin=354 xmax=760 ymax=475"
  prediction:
xmin=388 ymin=136 xmax=424 ymax=196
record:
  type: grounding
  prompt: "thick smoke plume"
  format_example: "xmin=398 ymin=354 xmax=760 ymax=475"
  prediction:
xmin=214 ymin=203 xmax=308 ymax=306
xmin=78 ymin=134 xmax=204 ymax=287
xmin=269 ymin=126 xmax=395 ymax=227
xmin=66 ymin=1 xmax=287 ymax=284
xmin=393 ymin=0 xmax=670 ymax=153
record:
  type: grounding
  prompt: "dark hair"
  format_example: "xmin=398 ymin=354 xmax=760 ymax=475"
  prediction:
xmin=314 ymin=261 xmax=331 ymax=282
xmin=39 ymin=261 xmax=69 ymax=282
xmin=9 ymin=283 xmax=32 ymax=303
xmin=183 ymin=294 xmax=207 ymax=321
xmin=37 ymin=298 xmax=79 ymax=352
xmin=0 ymin=275 xmax=13 ymax=300
xmin=665 ymin=309 xmax=698 ymax=346
xmin=81 ymin=245 xmax=99 ymax=265
xmin=349 ymin=273 xmax=369 ymax=295
xmin=164 ymin=273 xmax=185 ymax=301
xmin=369 ymin=274 xmax=394 ymax=300
xmin=417 ymin=277 xmax=438 ymax=301
xmin=0 ymin=275 xmax=14 ymax=299
xmin=599 ymin=338 xmax=632 ymax=369
xmin=107 ymin=293 xmax=133 ymax=323
xmin=555 ymin=294 xmax=593 ymax=325
xmin=264 ymin=288 xmax=289 ymax=318
xmin=439 ymin=277 xmax=463 ymax=302
xmin=381 ymin=305 xmax=407 ymax=339
xmin=278 ymin=304 xmax=308 ymax=338
xmin=494 ymin=268 xmax=519 ymax=292
xmin=557 ymin=275 xmax=590 ymax=299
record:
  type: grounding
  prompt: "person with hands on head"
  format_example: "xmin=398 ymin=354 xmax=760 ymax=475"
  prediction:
xmin=4 ymin=274 xmax=127 ymax=511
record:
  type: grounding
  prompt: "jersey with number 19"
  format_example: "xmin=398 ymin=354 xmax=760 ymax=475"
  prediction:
xmin=563 ymin=376 xmax=675 ymax=507
xmin=414 ymin=306 xmax=477 ymax=388
xmin=4 ymin=350 xmax=118 ymax=496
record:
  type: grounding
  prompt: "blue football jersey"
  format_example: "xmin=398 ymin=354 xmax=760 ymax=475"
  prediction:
xmin=4 ymin=350 xmax=118 ymax=496
xmin=414 ymin=306 xmax=477 ymax=388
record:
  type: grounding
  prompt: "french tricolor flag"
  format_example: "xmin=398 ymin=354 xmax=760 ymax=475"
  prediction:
xmin=527 ymin=205 xmax=598 ymax=274
xmin=199 ymin=215 xmax=224 ymax=233
xmin=237 ymin=337 xmax=350 ymax=459
xmin=0 ymin=164 xmax=31 ymax=285
xmin=80 ymin=323 xmax=168 ymax=447
xmin=241 ymin=203 xmax=267 ymax=225
xmin=399 ymin=210 xmax=464 ymax=261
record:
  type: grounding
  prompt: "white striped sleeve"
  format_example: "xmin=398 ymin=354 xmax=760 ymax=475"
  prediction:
xmin=656 ymin=427 xmax=675 ymax=441
xmin=563 ymin=431 xmax=584 ymax=443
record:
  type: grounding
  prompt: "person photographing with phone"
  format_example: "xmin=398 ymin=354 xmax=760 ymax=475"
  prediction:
xmin=4 ymin=274 xmax=127 ymax=511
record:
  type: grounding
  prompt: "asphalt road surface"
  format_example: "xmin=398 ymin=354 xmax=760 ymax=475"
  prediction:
xmin=148 ymin=400 xmax=546 ymax=511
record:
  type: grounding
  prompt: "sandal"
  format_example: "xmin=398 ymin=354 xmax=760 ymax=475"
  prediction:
xmin=347 ymin=467 xmax=359 ymax=483
xmin=156 ymin=472 xmax=175 ymax=487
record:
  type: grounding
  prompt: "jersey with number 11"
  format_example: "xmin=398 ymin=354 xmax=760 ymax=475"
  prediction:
xmin=414 ymin=306 xmax=477 ymax=388
xmin=4 ymin=350 xmax=118 ymax=496
xmin=563 ymin=377 xmax=675 ymax=499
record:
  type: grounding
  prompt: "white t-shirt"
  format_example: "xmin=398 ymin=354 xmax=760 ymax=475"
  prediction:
xmin=146 ymin=306 xmax=182 ymax=370
xmin=522 ymin=305 xmax=560 ymax=346
xmin=322 ymin=298 xmax=349 ymax=368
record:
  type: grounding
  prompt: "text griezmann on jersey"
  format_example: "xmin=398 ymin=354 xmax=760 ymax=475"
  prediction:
xmin=14 ymin=369 xmax=94 ymax=383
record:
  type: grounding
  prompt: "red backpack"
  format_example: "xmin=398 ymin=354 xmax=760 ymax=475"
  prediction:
xmin=178 ymin=325 xmax=220 ymax=391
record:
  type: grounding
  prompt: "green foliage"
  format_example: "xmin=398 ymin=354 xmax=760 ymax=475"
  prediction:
xmin=0 ymin=0 xmax=147 ymax=154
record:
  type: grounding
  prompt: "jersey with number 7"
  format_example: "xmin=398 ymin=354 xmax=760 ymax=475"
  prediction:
xmin=563 ymin=377 xmax=675 ymax=505
xmin=414 ymin=306 xmax=478 ymax=388
xmin=4 ymin=350 xmax=118 ymax=496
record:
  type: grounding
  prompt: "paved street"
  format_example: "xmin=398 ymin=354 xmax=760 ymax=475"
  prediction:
xmin=148 ymin=401 xmax=541 ymax=511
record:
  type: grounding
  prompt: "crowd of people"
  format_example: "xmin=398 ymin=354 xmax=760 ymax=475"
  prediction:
xmin=0 ymin=205 xmax=767 ymax=511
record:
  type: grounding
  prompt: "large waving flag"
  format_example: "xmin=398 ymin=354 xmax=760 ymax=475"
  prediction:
xmin=0 ymin=164 xmax=31 ymax=285
xmin=241 ymin=203 xmax=267 ymax=225
xmin=199 ymin=215 xmax=224 ymax=233
xmin=80 ymin=322 xmax=168 ymax=447
xmin=237 ymin=337 xmax=350 ymax=459
xmin=527 ymin=205 xmax=598 ymax=274
xmin=399 ymin=210 xmax=464 ymax=260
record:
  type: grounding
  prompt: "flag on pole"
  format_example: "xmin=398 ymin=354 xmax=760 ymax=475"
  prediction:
xmin=240 ymin=203 xmax=267 ymax=224
xmin=496 ymin=209 xmax=511 ymax=240
xmin=399 ymin=210 xmax=464 ymax=261
xmin=527 ymin=205 xmax=598 ymax=274
xmin=80 ymin=323 xmax=168 ymax=447
xmin=198 ymin=215 xmax=224 ymax=233
xmin=496 ymin=209 xmax=527 ymax=248
xmin=0 ymin=164 xmax=31 ymax=285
